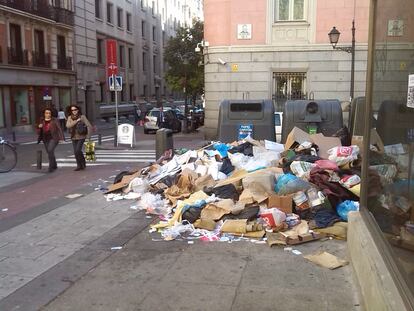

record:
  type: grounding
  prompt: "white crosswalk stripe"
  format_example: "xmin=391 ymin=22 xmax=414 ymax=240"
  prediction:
xmin=31 ymin=149 xmax=156 ymax=168
xmin=21 ymin=134 xmax=114 ymax=145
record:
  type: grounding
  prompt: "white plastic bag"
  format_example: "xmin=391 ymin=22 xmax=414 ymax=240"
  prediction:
xmin=327 ymin=145 xmax=359 ymax=166
xmin=138 ymin=192 xmax=170 ymax=216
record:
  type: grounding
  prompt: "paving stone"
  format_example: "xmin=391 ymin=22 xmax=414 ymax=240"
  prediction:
xmin=161 ymin=251 xmax=248 ymax=287
xmin=138 ymin=281 xmax=237 ymax=311
xmin=0 ymin=243 xmax=55 ymax=259
xmin=0 ymin=274 xmax=33 ymax=300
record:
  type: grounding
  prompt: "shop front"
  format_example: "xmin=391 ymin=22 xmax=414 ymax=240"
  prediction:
xmin=356 ymin=0 xmax=414 ymax=309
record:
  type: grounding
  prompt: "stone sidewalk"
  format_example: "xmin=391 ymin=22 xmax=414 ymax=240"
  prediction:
xmin=0 ymin=188 xmax=363 ymax=311
xmin=0 ymin=191 xmax=137 ymax=303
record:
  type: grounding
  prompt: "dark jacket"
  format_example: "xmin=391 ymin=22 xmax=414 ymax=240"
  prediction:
xmin=37 ymin=117 xmax=64 ymax=143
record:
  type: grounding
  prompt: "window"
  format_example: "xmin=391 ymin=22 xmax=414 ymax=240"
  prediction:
xmin=126 ymin=13 xmax=131 ymax=31
xmin=119 ymin=45 xmax=124 ymax=67
xmin=141 ymin=21 xmax=146 ymax=37
xmin=143 ymin=85 xmax=147 ymax=99
xmin=95 ymin=0 xmax=101 ymax=18
xmin=162 ymin=31 xmax=165 ymax=46
xmin=151 ymin=1 xmax=155 ymax=15
xmin=117 ymin=7 xmax=123 ymax=27
xmin=106 ymin=2 xmax=113 ymax=23
xmin=10 ymin=87 xmax=30 ymax=126
xmin=121 ymin=84 xmax=125 ymax=101
xmin=272 ymin=72 xmax=306 ymax=110
xmin=152 ymin=26 xmax=156 ymax=41
xmin=99 ymin=82 xmax=104 ymax=102
xmin=128 ymin=48 xmax=133 ymax=68
xmin=97 ymin=39 xmax=103 ymax=64
xmin=275 ymin=0 xmax=304 ymax=21
xmin=153 ymin=55 xmax=156 ymax=73
xmin=129 ymin=84 xmax=134 ymax=101
xmin=141 ymin=0 xmax=145 ymax=9
xmin=142 ymin=52 xmax=147 ymax=71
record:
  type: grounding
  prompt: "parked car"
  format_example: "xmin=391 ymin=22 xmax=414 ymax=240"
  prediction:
xmin=144 ymin=108 xmax=182 ymax=134
xmin=274 ymin=112 xmax=283 ymax=142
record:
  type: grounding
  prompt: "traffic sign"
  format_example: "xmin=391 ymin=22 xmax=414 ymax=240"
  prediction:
xmin=109 ymin=76 xmax=122 ymax=91
xmin=106 ymin=39 xmax=118 ymax=78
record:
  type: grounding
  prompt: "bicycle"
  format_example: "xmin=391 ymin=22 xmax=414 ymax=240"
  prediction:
xmin=0 ymin=137 xmax=17 ymax=173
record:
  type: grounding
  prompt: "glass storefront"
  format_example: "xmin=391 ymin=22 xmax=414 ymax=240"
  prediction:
xmin=362 ymin=0 xmax=414 ymax=300
xmin=10 ymin=87 xmax=30 ymax=126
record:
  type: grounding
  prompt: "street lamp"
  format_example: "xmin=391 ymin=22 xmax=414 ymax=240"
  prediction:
xmin=328 ymin=20 xmax=356 ymax=101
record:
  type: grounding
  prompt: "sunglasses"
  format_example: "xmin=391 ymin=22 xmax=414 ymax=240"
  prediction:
xmin=71 ymin=108 xmax=78 ymax=112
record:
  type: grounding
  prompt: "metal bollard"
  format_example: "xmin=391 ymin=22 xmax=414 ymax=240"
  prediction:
xmin=36 ymin=150 xmax=42 ymax=170
xmin=12 ymin=132 xmax=16 ymax=142
xmin=98 ymin=133 xmax=102 ymax=145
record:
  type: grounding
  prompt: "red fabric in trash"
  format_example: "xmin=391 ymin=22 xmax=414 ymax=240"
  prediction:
xmin=309 ymin=168 xmax=359 ymax=208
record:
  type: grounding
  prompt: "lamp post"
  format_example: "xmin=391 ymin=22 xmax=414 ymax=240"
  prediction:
xmin=328 ymin=20 xmax=356 ymax=101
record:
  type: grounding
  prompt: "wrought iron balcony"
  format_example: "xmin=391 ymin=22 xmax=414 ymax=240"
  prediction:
xmin=0 ymin=0 xmax=74 ymax=26
xmin=32 ymin=51 xmax=51 ymax=67
xmin=7 ymin=47 xmax=29 ymax=65
xmin=57 ymin=55 xmax=72 ymax=70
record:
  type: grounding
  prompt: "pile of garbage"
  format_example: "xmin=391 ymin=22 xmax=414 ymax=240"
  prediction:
xmin=104 ymin=126 xmax=413 ymax=249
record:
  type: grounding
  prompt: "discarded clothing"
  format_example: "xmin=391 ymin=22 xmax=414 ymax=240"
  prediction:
xmin=221 ymin=205 xmax=260 ymax=222
xmin=313 ymin=207 xmax=341 ymax=228
xmin=205 ymin=184 xmax=239 ymax=201
xmin=228 ymin=142 xmax=253 ymax=156
xmin=220 ymin=157 xmax=235 ymax=175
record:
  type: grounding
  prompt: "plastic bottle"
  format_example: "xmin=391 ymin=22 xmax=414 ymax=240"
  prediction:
xmin=307 ymin=188 xmax=322 ymax=207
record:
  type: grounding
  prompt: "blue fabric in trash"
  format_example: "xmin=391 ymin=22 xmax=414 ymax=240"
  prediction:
xmin=336 ymin=200 xmax=359 ymax=221
xmin=213 ymin=143 xmax=231 ymax=158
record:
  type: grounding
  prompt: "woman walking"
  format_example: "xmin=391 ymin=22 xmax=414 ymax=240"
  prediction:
xmin=66 ymin=105 xmax=92 ymax=171
xmin=37 ymin=108 xmax=64 ymax=172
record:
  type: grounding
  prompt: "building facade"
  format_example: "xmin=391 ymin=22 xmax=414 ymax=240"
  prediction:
xmin=203 ymin=0 xmax=370 ymax=139
xmin=0 ymin=0 xmax=76 ymax=134
xmin=74 ymin=0 xmax=203 ymax=121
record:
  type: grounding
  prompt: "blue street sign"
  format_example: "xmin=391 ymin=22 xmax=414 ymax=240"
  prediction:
xmin=108 ymin=76 xmax=122 ymax=91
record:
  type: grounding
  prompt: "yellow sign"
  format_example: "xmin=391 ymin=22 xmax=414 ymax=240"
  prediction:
xmin=231 ymin=64 xmax=239 ymax=72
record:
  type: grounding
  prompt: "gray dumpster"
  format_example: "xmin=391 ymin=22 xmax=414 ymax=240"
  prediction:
xmin=281 ymin=99 xmax=343 ymax=142
xmin=377 ymin=100 xmax=414 ymax=145
xmin=218 ymin=100 xmax=275 ymax=142
xmin=348 ymin=96 xmax=377 ymax=136
xmin=156 ymin=128 xmax=173 ymax=160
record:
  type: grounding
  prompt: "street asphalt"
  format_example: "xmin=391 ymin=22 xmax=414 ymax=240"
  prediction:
xmin=0 ymin=121 xmax=363 ymax=311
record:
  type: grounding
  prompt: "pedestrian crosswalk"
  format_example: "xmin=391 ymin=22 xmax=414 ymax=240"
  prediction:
xmin=32 ymin=149 xmax=156 ymax=168
xmin=21 ymin=134 xmax=114 ymax=145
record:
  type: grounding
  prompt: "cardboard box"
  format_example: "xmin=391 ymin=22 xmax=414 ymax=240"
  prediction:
xmin=105 ymin=172 xmax=140 ymax=193
xmin=351 ymin=128 xmax=385 ymax=155
xmin=267 ymin=194 xmax=293 ymax=214
xmin=284 ymin=127 xmax=341 ymax=159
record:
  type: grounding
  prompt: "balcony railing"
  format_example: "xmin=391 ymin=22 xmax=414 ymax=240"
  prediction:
xmin=32 ymin=51 xmax=51 ymax=67
xmin=57 ymin=55 xmax=72 ymax=70
xmin=0 ymin=0 xmax=74 ymax=26
xmin=7 ymin=47 xmax=28 ymax=65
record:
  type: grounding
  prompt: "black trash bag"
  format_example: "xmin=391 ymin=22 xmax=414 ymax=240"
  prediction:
xmin=333 ymin=126 xmax=351 ymax=146
xmin=182 ymin=207 xmax=202 ymax=224
xmin=220 ymin=157 xmax=235 ymax=175
xmin=228 ymin=142 xmax=253 ymax=156
xmin=113 ymin=171 xmax=135 ymax=184
xmin=282 ymin=154 xmax=321 ymax=173
xmin=204 ymin=184 xmax=239 ymax=201
xmin=221 ymin=205 xmax=260 ymax=221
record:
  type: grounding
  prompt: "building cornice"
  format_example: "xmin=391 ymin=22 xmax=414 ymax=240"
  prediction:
xmin=0 ymin=64 xmax=75 ymax=75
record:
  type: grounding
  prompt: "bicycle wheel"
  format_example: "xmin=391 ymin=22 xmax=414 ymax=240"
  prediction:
xmin=0 ymin=143 xmax=17 ymax=173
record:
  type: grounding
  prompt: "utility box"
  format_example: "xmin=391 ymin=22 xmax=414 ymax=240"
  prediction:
xmin=281 ymin=100 xmax=343 ymax=143
xmin=155 ymin=128 xmax=173 ymax=160
xmin=218 ymin=100 xmax=275 ymax=142
xmin=377 ymin=100 xmax=414 ymax=145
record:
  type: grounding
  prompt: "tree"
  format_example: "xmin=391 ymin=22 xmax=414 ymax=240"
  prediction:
xmin=164 ymin=19 xmax=204 ymax=106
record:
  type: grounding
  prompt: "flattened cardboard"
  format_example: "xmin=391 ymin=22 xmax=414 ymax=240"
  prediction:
xmin=304 ymin=251 xmax=349 ymax=269
xmin=351 ymin=128 xmax=385 ymax=155
xmin=105 ymin=172 xmax=140 ymax=193
xmin=267 ymin=194 xmax=293 ymax=214
xmin=284 ymin=127 xmax=341 ymax=159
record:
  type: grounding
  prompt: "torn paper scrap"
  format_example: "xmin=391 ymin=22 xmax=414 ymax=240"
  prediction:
xmin=304 ymin=251 xmax=349 ymax=269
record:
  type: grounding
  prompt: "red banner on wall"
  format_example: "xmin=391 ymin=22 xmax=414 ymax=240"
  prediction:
xmin=106 ymin=39 xmax=118 ymax=78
